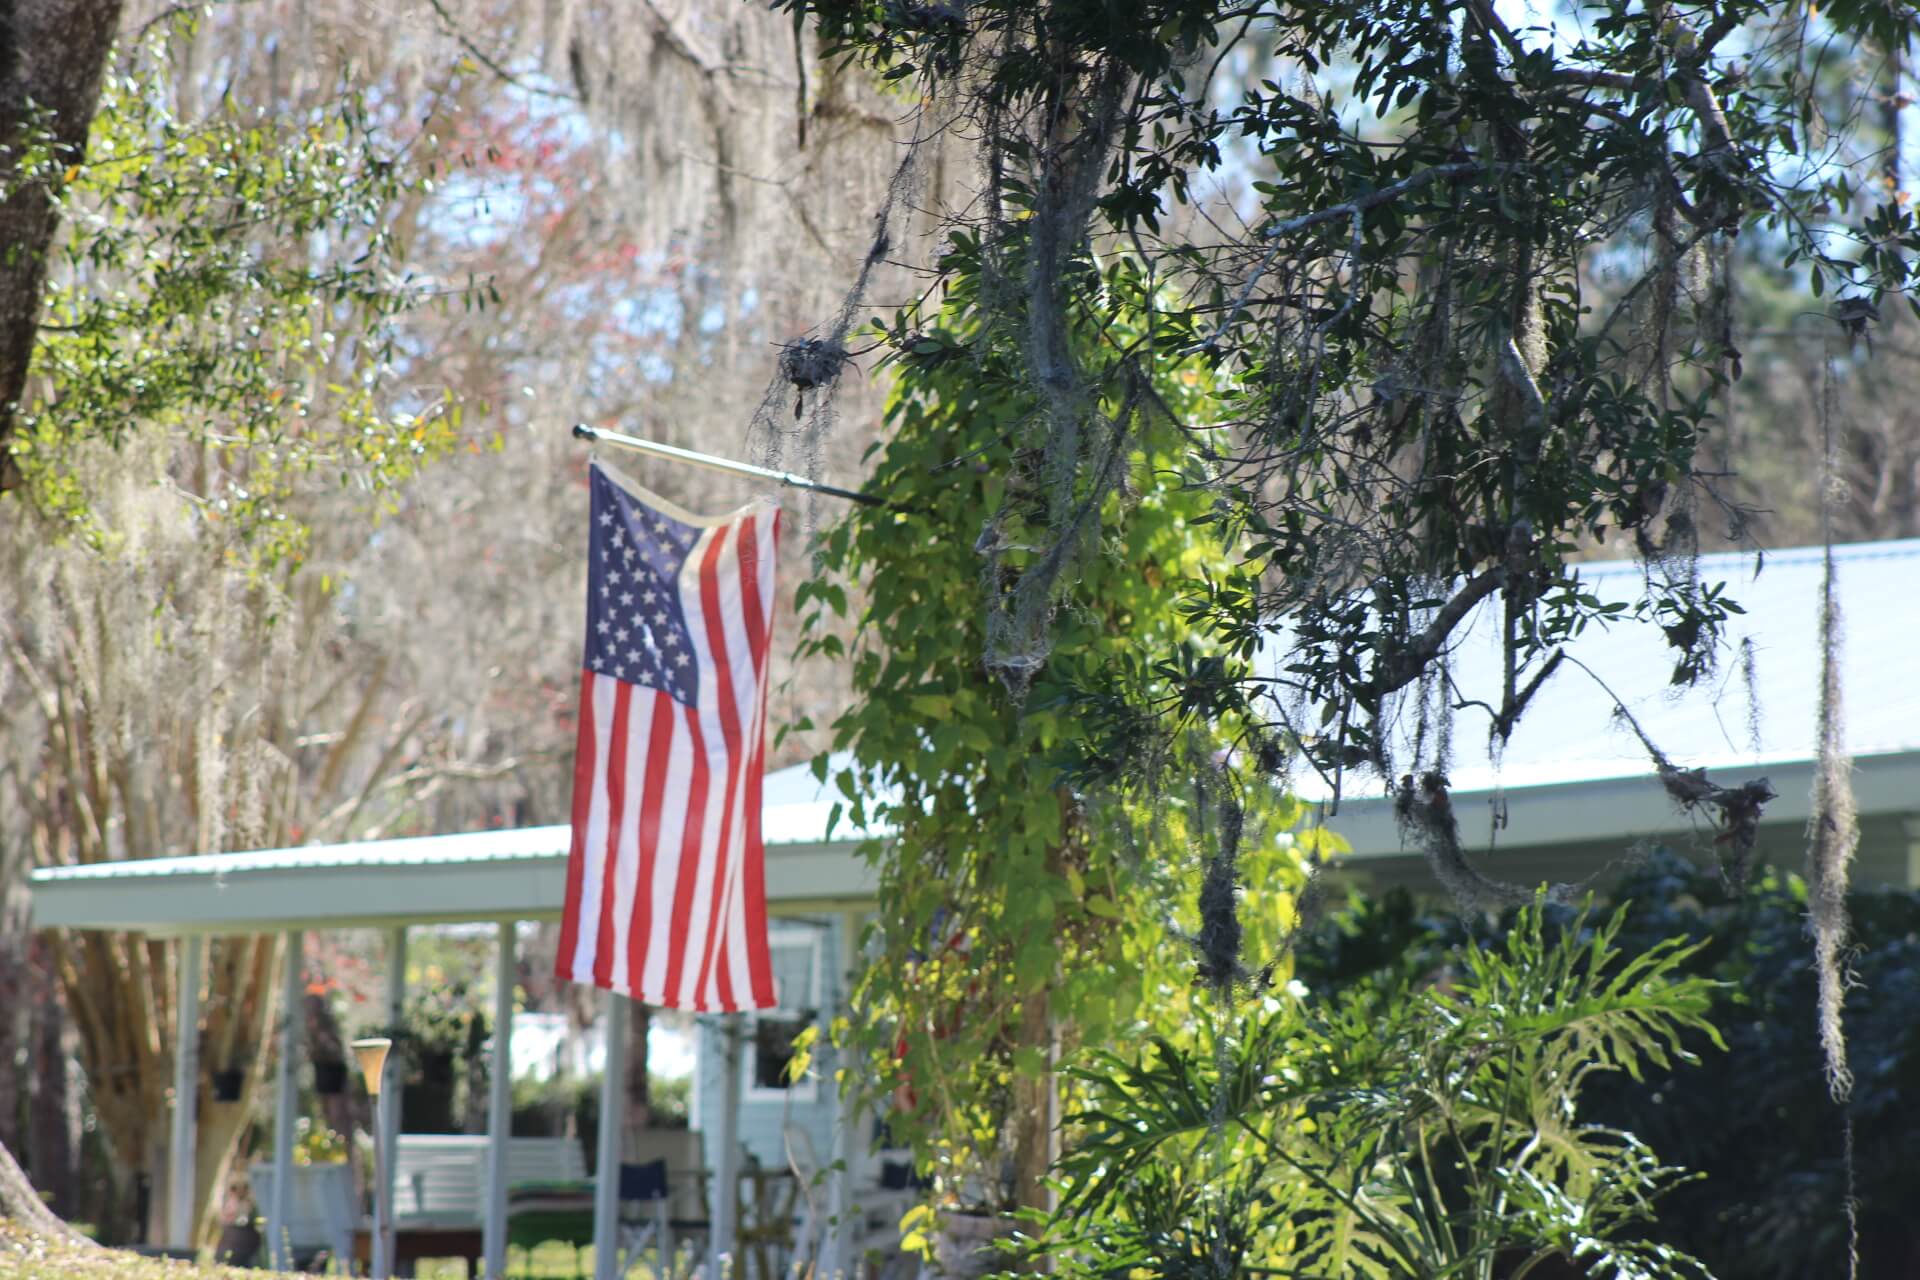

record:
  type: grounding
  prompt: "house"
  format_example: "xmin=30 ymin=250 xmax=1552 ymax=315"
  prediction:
xmin=25 ymin=762 xmax=886 ymax=1279
xmin=27 ymin=535 xmax=1920 ymax=1275
xmin=1301 ymin=536 xmax=1920 ymax=895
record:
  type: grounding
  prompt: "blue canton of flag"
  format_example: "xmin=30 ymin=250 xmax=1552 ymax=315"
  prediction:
xmin=585 ymin=466 xmax=700 ymax=706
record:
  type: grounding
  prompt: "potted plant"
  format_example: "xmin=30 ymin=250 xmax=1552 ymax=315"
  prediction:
xmin=932 ymin=1214 xmax=1018 ymax=1280
xmin=920 ymin=1135 xmax=1022 ymax=1279
xmin=878 ymin=1018 xmax=1028 ymax=1279
xmin=856 ymin=916 xmax=1037 ymax=1278
xmin=248 ymin=1118 xmax=354 ymax=1265
xmin=210 ymin=1066 xmax=246 ymax=1102
xmin=311 ymin=1056 xmax=349 ymax=1096
xmin=395 ymin=987 xmax=474 ymax=1132
xmin=214 ymin=1206 xmax=262 ymax=1266
xmin=292 ymin=1118 xmax=348 ymax=1166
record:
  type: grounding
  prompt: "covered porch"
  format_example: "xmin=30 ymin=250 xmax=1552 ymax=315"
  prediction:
xmin=27 ymin=760 xmax=890 ymax=1278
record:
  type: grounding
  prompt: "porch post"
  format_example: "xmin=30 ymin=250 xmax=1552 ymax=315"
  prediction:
xmin=592 ymin=991 xmax=629 ymax=1280
xmin=822 ymin=912 xmax=860 ymax=1277
xmin=268 ymin=931 xmax=303 ymax=1271
xmin=483 ymin=921 xmax=517 ymax=1279
xmin=710 ymin=1017 xmax=743 ymax=1279
xmin=167 ymin=935 xmax=203 ymax=1249
xmin=379 ymin=926 xmax=407 ymax=1278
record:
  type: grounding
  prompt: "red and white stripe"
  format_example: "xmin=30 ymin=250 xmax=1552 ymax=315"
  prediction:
xmin=556 ymin=493 xmax=781 ymax=1012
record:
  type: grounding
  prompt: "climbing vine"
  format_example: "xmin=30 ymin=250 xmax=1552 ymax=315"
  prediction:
xmin=797 ymin=249 xmax=1319 ymax=1215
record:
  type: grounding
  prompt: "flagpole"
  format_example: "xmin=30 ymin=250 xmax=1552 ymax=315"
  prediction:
xmin=572 ymin=423 xmax=890 ymax=509
xmin=593 ymin=993 xmax=628 ymax=1280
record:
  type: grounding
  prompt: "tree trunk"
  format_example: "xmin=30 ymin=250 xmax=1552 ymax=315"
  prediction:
xmin=189 ymin=935 xmax=279 ymax=1245
xmin=0 ymin=0 xmax=125 ymax=491
xmin=1008 ymin=987 xmax=1052 ymax=1219
xmin=0 ymin=1135 xmax=87 ymax=1245
xmin=0 ymin=931 xmax=23 ymax=1162
xmin=25 ymin=938 xmax=75 ymax=1221
xmin=622 ymin=1003 xmax=650 ymax=1156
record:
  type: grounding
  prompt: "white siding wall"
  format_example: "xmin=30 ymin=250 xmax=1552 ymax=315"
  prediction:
xmin=696 ymin=918 xmax=844 ymax=1171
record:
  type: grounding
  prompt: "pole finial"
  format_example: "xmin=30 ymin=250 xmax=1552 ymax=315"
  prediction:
xmin=350 ymin=1037 xmax=393 ymax=1097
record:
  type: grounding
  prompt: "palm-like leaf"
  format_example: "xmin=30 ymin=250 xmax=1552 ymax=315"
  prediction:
xmin=1049 ymin=899 xmax=1719 ymax=1280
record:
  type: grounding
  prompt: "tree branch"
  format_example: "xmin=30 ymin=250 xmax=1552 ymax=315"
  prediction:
xmin=1554 ymin=69 xmax=1640 ymax=93
xmin=1364 ymin=563 xmax=1506 ymax=699
xmin=1260 ymin=163 xmax=1489 ymax=241
xmin=1203 ymin=164 xmax=1494 ymax=347
xmin=1464 ymin=0 xmax=1530 ymax=68
xmin=424 ymin=0 xmax=574 ymax=101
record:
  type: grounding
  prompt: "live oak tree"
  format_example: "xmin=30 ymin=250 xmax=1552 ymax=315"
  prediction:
xmin=0 ymin=21 xmax=464 ymax=1241
xmin=0 ymin=0 xmax=121 ymax=493
xmin=0 ymin=0 xmax=922 ymax=1241
xmin=787 ymin=0 xmax=1916 ymax=798
xmin=0 ymin=1137 xmax=86 ymax=1245
xmin=773 ymin=0 xmax=1918 ymax=1237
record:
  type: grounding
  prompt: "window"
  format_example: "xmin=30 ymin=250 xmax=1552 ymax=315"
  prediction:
xmin=752 ymin=1014 xmax=811 ymax=1091
xmin=745 ymin=929 xmax=821 ymax=1102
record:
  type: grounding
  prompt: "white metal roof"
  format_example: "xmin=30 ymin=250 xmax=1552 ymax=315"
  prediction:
xmin=1287 ymin=537 xmax=1920 ymax=860
xmin=28 ymin=760 xmax=881 ymax=936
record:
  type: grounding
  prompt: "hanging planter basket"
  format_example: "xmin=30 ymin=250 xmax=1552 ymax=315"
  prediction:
xmin=404 ymin=1050 xmax=460 ymax=1133
xmin=312 ymin=1058 xmax=349 ymax=1096
xmin=211 ymin=1067 xmax=245 ymax=1102
xmin=418 ymin=1049 xmax=457 ymax=1085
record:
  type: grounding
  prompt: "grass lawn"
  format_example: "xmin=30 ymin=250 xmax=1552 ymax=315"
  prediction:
xmin=0 ymin=1225 xmax=668 ymax=1279
xmin=413 ymin=1242 xmax=660 ymax=1278
xmin=0 ymin=1221 xmax=257 ymax=1279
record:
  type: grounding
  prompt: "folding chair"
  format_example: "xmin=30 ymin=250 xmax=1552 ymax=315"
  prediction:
xmin=618 ymin=1158 xmax=675 ymax=1278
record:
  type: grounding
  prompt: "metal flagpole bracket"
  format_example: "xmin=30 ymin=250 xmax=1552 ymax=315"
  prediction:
xmin=571 ymin=423 xmax=916 ymax=513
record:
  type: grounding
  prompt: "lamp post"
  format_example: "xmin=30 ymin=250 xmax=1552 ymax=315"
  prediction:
xmin=351 ymin=1038 xmax=394 ymax=1280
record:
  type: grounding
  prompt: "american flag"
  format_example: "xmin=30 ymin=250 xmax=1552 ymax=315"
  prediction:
xmin=556 ymin=462 xmax=782 ymax=1011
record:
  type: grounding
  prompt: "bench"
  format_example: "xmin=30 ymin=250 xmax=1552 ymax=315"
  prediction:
xmin=365 ymin=1133 xmax=713 ymax=1275
xmin=348 ymin=1135 xmax=589 ymax=1275
xmin=391 ymin=1134 xmax=588 ymax=1229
